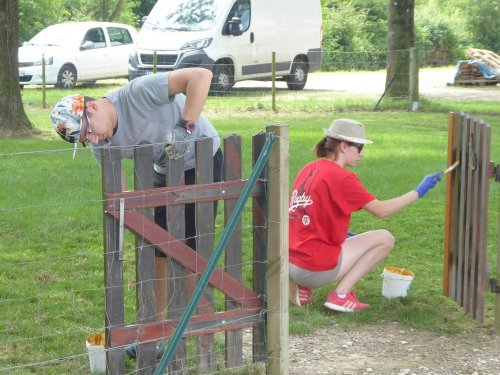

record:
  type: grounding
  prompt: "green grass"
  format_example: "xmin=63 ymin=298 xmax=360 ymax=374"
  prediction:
xmin=0 ymin=78 xmax=499 ymax=373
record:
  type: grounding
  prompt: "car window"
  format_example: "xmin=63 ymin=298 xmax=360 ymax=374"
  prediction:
xmin=108 ymin=27 xmax=134 ymax=47
xmin=225 ymin=0 xmax=251 ymax=33
xmin=82 ymin=28 xmax=107 ymax=49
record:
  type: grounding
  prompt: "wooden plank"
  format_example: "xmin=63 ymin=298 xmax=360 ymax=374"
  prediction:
xmin=468 ymin=121 xmax=479 ymax=318
xmin=106 ymin=210 xmax=262 ymax=309
xmin=223 ymin=135 xmax=244 ymax=368
xmin=444 ymin=112 xmax=459 ymax=296
xmin=165 ymin=157 xmax=188 ymax=373
xmin=133 ymin=143 xmax=157 ymax=374
xmin=194 ymin=138 xmax=215 ymax=373
xmin=466 ymin=48 xmax=500 ymax=69
xmin=101 ymin=147 xmax=125 ymax=375
xmin=475 ymin=121 xmax=491 ymax=325
xmin=463 ymin=117 xmax=475 ymax=316
xmin=110 ymin=308 xmax=263 ymax=346
xmin=266 ymin=124 xmax=289 ymax=375
xmin=252 ymin=132 xmax=267 ymax=362
xmin=455 ymin=114 xmax=469 ymax=306
xmin=449 ymin=113 xmax=461 ymax=300
xmin=106 ymin=179 xmax=265 ymax=211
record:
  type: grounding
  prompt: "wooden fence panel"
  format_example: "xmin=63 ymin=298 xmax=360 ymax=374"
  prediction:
xmin=101 ymin=126 xmax=284 ymax=373
xmin=444 ymin=112 xmax=491 ymax=325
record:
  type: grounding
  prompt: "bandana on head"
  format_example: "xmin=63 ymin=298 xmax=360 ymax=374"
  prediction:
xmin=50 ymin=94 xmax=85 ymax=143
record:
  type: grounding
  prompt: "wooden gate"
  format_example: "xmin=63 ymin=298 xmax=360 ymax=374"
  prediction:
xmin=443 ymin=112 xmax=494 ymax=324
xmin=100 ymin=125 xmax=289 ymax=374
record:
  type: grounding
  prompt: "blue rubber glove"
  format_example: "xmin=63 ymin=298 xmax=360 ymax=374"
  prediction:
xmin=165 ymin=125 xmax=190 ymax=160
xmin=414 ymin=172 xmax=443 ymax=198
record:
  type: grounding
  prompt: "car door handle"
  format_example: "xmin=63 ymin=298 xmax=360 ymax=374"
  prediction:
xmin=250 ymin=32 xmax=254 ymax=43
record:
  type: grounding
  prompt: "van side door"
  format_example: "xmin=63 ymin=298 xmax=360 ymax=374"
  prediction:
xmin=221 ymin=0 xmax=257 ymax=81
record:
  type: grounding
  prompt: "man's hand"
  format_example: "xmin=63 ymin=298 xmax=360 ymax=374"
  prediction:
xmin=165 ymin=125 xmax=190 ymax=160
xmin=414 ymin=172 xmax=443 ymax=198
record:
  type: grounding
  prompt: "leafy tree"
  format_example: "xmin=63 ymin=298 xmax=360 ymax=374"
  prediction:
xmin=133 ymin=0 xmax=156 ymax=21
xmin=19 ymin=0 xmax=140 ymax=43
xmin=0 ymin=0 xmax=33 ymax=137
xmin=322 ymin=1 xmax=386 ymax=71
xmin=19 ymin=0 xmax=67 ymax=43
xmin=465 ymin=0 xmax=500 ymax=53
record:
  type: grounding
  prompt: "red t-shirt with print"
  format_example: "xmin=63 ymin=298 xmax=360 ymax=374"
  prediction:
xmin=289 ymin=159 xmax=375 ymax=271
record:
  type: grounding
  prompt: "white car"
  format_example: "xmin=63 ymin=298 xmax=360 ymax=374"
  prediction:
xmin=18 ymin=22 xmax=138 ymax=89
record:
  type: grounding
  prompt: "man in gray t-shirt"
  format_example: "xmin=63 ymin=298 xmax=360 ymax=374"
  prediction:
xmin=50 ymin=68 xmax=222 ymax=353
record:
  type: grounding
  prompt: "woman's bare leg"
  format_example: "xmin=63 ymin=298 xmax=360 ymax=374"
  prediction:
xmin=334 ymin=229 xmax=395 ymax=294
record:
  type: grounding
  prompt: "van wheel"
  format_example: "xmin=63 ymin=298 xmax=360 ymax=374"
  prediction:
xmin=286 ymin=61 xmax=308 ymax=90
xmin=56 ymin=65 xmax=77 ymax=89
xmin=210 ymin=63 xmax=234 ymax=95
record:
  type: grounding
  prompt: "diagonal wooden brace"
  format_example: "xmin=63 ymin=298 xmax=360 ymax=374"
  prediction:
xmin=106 ymin=209 xmax=263 ymax=310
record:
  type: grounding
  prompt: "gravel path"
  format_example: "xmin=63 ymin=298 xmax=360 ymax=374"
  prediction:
xmin=234 ymin=68 xmax=500 ymax=102
xmin=289 ymin=320 xmax=500 ymax=375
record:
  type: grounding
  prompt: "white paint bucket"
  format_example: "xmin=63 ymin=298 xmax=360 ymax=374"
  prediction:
xmin=381 ymin=267 xmax=414 ymax=299
xmin=86 ymin=339 xmax=106 ymax=374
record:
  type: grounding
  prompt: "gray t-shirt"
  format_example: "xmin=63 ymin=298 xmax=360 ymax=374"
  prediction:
xmin=91 ymin=72 xmax=220 ymax=172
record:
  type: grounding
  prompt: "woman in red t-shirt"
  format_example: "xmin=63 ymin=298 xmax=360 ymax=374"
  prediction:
xmin=289 ymin=119 xmax=442 ymax=312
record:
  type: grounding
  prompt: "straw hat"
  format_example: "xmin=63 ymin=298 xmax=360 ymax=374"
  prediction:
xmin=324 ymin=119 xmax=373 ymax=144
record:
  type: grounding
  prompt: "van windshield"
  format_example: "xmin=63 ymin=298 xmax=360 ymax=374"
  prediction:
xmin=143 ymin=0 xmax=230 ymax=32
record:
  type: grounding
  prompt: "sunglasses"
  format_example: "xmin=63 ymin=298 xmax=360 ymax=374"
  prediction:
xmin=347 ymin=141 xmax=364 ymax=152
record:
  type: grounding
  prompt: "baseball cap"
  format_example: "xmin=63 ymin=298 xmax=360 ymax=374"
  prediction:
xmin=324 ymin=119 xmax=373 ymax=144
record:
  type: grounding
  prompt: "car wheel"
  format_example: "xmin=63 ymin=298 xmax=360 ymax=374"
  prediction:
xmin=56 ymin=65 xmax=77 ymax=89
xmin=286 ymin=60 xmax=308 ymax=91
xmin=210 ymin=63 xmax=234 ymax=95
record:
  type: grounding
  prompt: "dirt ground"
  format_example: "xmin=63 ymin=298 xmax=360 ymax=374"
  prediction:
xmin=288 ymin=320 xmax=500 ymax=375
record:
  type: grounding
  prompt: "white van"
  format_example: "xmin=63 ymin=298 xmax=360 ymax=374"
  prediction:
xmin=128 ymin=0 xmax=322 ymax=94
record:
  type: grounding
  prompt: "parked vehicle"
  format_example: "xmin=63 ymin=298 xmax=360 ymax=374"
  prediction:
xmin=18 ymin=22 xmax=138 ymax=89
xmin=128 ymin=0 xmax=322 ymax=94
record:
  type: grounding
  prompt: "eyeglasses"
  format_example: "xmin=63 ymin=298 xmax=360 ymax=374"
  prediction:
xmin=80 ymin=109 xmax=92 ymax=147
xmin=85 ymin=109 xmax=93 ymax=135
xmin=347 ymin=142 xmax=364 ymax=153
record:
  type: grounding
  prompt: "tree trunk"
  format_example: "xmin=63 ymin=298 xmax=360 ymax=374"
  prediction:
xmin=386 ymin=0 xmax=415 ymax=98
xmin=108 ymin=0 xmax=125 ymax=22
xmin=0 ymin=0 xmax=34 ymax=137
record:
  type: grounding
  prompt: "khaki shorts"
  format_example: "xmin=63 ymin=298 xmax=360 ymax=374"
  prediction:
xmin=289 ymin=252 xmax=343 ymax=288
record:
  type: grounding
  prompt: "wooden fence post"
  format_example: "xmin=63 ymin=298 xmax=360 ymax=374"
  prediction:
xmin=266 ymin=124 xmax=289 ymax=375
xmin=408 ymin=47 xmax=419 ymax=111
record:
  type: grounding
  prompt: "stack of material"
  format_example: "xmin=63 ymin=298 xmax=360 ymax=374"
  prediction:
xmin=453 ymin=48 xmax=500 ymax=86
